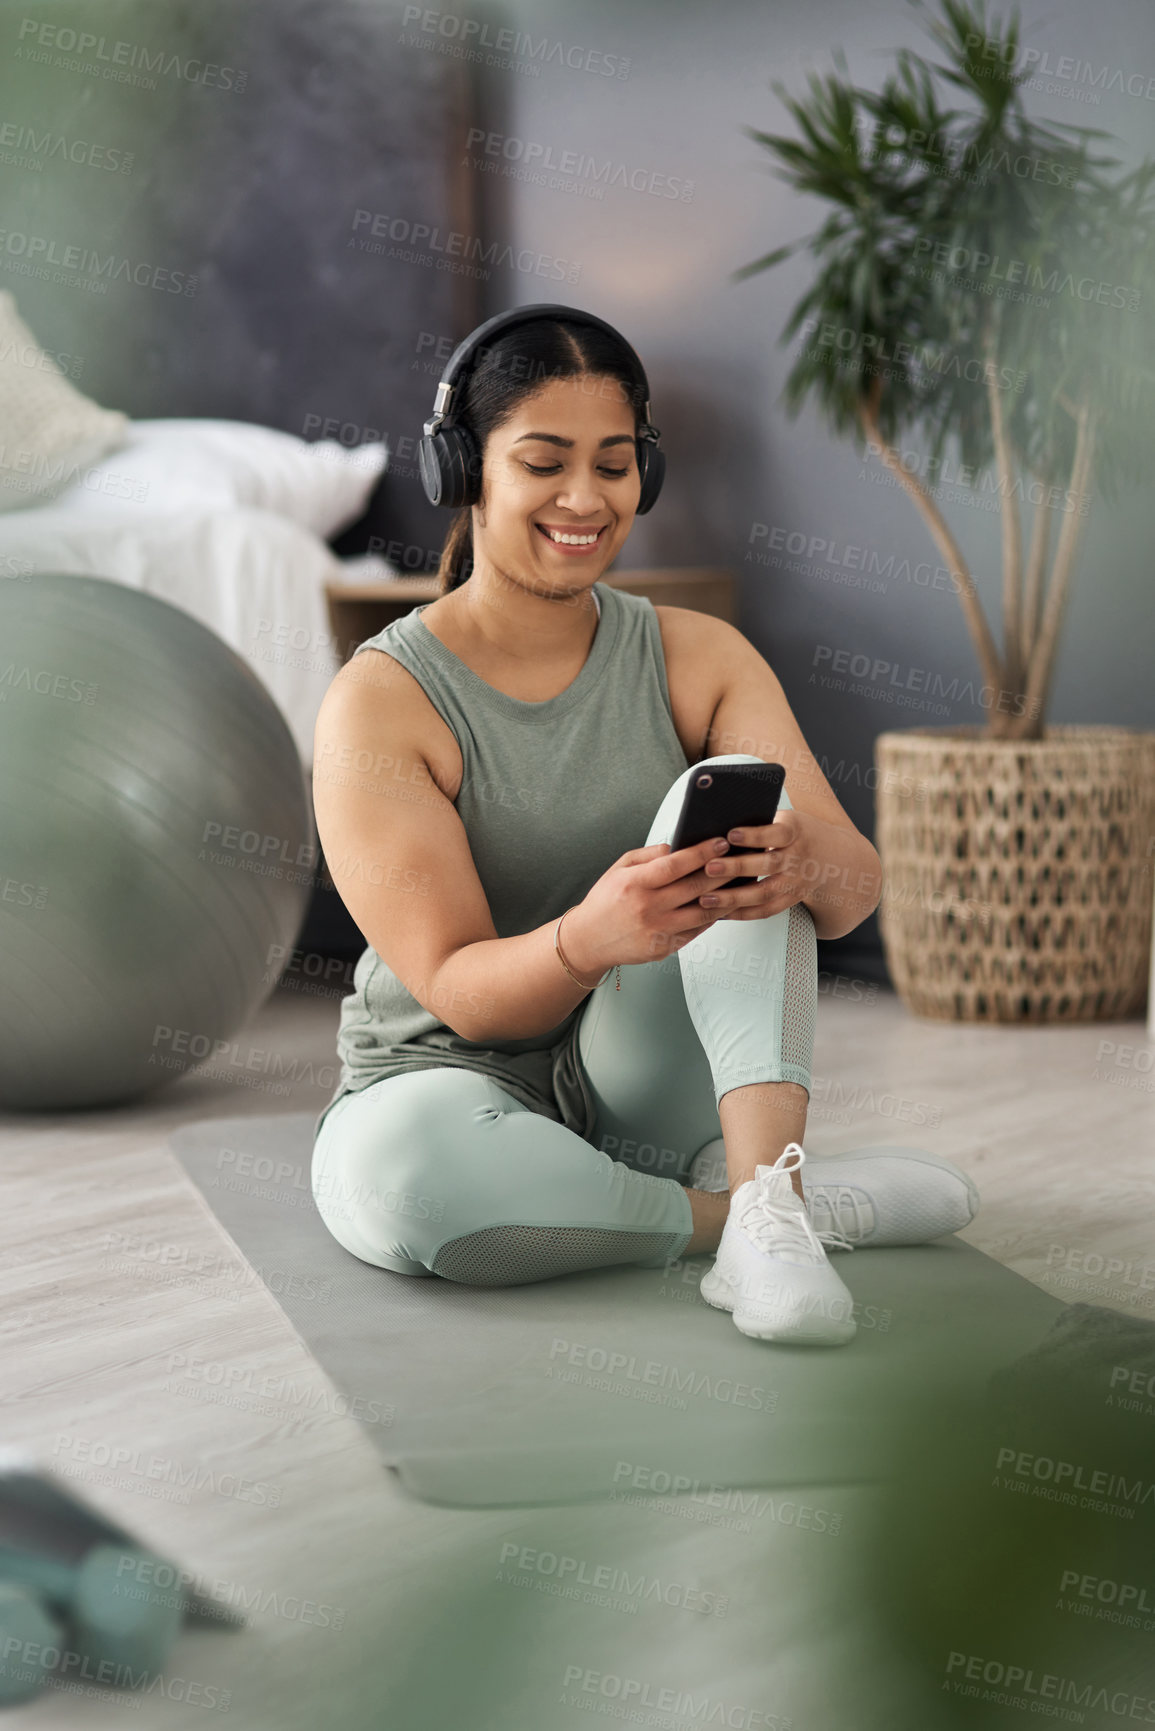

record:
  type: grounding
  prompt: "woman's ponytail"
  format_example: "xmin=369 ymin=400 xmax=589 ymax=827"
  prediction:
xmin=435 ymin=507 xmax=474 ymax=597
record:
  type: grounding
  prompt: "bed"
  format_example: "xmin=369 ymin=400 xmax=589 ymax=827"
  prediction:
xmin=0 ymin=410 xmax=392 ymax=767
xmin=0 ymin=0 xmax=484 ymax=768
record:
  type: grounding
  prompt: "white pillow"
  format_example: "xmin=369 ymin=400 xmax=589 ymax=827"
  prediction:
xmin=52 ymin=418 xmax=389 ymax=539
xmin=0 ymin=289 xmax=129 ymax=512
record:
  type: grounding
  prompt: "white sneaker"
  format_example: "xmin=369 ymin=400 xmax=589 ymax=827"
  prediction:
xmin=700 ymin=1146 xmax=857 ymax=1346
xmin=689 ymin=1139 xmax=980 ymax=1249
xmin=800 ymin=1146 xmax=980 ymax=1250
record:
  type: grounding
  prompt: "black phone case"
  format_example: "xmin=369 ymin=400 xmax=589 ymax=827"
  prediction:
xmin=669 ymin=762 xmax=786 ymax=887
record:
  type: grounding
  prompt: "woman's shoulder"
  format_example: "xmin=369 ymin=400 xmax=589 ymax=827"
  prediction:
xmin=317 ymin=629 xmax=463 ymax=801
xmin=649 ymin=603 xmax=736 ymax=764
xmin=650 ymin=602 xmax=739 ymax=679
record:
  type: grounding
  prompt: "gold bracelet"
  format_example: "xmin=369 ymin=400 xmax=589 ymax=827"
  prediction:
xmin=554 ymin=907 xmax=621 ymax=992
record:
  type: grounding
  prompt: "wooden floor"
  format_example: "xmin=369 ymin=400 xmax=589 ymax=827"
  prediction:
xmin=1 ymin=978 xmax=1152 ymax=1728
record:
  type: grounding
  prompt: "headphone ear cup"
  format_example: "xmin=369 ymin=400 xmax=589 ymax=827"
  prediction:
xmin=418 ymin=434 xmax=445 ymax=507
xmin=418 ymin=432 xmax=457 ymax=509
xmin=635 ymin=440 xmax=665 ymax=516
xmin=419 ymin=424 xmax=483 ymax=510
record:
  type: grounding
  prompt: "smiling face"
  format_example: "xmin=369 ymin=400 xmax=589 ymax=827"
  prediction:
xmin=472 ymin=372 xmax=641 ymax=599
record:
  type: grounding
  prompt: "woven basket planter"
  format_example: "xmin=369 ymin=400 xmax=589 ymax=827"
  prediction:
xmin=873 ymin=725 xmax=1155 ymax=1023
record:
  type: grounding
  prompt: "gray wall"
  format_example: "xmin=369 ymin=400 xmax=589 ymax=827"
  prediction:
xmin=3 ymin=0 xmax=1152 ymax=976
xmin=0 ymin=0 xmax=483 ymax=561
xmin=460 ymin=0 xmax=1155 ymax=975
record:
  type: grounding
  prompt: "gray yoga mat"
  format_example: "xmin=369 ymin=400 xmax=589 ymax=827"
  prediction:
xmin=168 ymin=1113 xmax=1067 ymax=1507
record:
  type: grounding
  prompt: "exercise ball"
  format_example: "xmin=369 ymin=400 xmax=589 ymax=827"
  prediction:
xmin=0 ymin=574 xmax=312 ymax=1111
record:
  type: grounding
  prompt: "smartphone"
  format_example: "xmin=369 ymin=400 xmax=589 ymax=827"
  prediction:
xmin=668 ymin=762 xmax=786 ymax=888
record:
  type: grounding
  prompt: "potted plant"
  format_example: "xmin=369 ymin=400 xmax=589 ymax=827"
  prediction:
xmin=735 ymin=0 xmax=1155 ymax=1022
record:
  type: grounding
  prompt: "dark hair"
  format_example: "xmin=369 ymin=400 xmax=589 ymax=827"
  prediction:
xmin=434 ymin=315 xmax=649 ymax=597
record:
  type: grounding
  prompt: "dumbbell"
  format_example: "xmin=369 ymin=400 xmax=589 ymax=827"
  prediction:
xmin=0 ymin=1579 xmax=67 ymax=1704
xmin=0 ymin=1543 xmax=183 ymax=1685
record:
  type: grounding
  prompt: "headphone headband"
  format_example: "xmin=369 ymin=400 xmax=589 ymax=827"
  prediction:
xmin=423 ymin=303 xmax=659 ymax=443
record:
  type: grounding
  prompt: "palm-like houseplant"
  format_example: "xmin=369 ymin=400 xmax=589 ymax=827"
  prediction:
xmin=735 ymin=0 xmax=1155 ymax=1022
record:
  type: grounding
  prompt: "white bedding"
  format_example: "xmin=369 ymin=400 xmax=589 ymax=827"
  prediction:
xmin=0 ymin=502 xmax=368 ymax=768
xmin=49 ymin=417 xmax=389 ymax=542
xmin=0 ymin=415 xmax=402 ymax=768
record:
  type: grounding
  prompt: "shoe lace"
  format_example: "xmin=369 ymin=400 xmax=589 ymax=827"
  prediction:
xmin=738 ymin=1180 xmax=850 ymax=1263
xmin=808 ymin=1183 xmax=868 ymax=1252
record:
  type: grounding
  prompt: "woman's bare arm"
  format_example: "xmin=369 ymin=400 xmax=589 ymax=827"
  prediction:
xmin=312 ymin=654 xmax=597 ymax=1044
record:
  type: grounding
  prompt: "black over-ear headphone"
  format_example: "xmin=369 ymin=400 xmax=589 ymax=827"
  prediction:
xmin=418 ymin=303 xmax=665 ymax=515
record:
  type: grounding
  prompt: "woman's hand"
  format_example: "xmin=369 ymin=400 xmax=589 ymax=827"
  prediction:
xmin=696 ymin=807 xmax=827 ymax=921
xmin=560 ymin=837 xmax=732 ymax=981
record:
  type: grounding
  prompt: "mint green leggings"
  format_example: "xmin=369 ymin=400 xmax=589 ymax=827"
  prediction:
xmin=311 ymin=756 xmax=816 ymax=1286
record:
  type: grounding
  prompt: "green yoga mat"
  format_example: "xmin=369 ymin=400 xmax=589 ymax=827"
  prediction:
xmin=168 ymin=1113 xmax=1066 ymax=1508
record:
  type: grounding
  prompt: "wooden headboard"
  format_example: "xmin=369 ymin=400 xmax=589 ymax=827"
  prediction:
xmin=0 ymin=0 xmax=484 ymax=560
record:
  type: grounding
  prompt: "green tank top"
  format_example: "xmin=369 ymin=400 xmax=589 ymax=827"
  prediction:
xmin=315 ymin=581 xmax=691 ymax=1142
